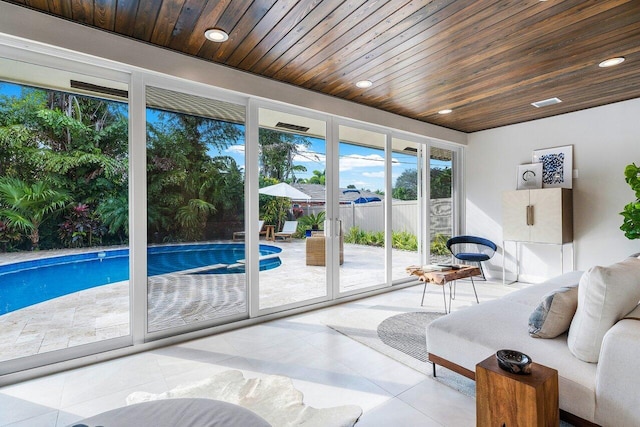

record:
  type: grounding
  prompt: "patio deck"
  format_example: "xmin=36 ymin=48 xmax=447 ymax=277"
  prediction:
xmin=0 ymin=239 xmax=439 ymax=362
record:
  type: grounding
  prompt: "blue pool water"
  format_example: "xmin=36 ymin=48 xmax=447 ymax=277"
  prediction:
xmin=0 ymin=243 xmax=281 ymax=315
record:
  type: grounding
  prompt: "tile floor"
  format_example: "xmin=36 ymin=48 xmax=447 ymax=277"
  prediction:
xmin=0 ymin=278 xmax=529 ymax=427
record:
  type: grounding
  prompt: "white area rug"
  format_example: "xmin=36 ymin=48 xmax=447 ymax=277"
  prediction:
xmin=127 ymin=370 xmax=362 ymax=427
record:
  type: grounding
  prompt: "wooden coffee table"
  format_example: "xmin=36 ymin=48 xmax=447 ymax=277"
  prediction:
xmin=406 ymin=265 xmax=481 ymax=313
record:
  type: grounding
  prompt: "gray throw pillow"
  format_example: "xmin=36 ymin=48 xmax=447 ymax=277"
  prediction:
xmin=529 ymin=285 xmax=579 ymax=338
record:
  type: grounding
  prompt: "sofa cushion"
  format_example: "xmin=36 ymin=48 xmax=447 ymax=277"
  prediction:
xmin=529 ymin=285 xmax=578 ymax=338
xmin=568 ymin=258 xmax=640 ymax=363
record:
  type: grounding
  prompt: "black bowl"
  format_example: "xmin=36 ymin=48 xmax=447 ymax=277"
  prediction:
xmin=496 ymin=349 xmax=532 ymax=375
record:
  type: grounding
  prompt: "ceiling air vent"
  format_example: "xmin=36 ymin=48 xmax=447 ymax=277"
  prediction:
xmin=70 ymin=80 xmax=128 ymax=98
xmin=275 ymin=122 xmax=310 ymax=132
xmin=531 ymin=97 xmax=562 ymax=108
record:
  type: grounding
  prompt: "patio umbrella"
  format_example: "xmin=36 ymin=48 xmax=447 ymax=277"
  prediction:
xmin=259 ymin=183 xmax=311 ymax=231
xmin=258 ymin=182 xmax=311 ymax=201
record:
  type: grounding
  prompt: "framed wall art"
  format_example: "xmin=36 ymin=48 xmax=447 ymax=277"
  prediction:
xmin=532 ymin=145 xmax=573 ymax=189
xmin=517 ymin=163 xmax=543 ymax=190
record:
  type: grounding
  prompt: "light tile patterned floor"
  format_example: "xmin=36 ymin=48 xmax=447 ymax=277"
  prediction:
xmin=0 ymin=278 xmax=528 ymax=427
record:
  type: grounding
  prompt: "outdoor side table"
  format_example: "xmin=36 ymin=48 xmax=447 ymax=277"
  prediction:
xmin=476 ymin=355 xmax=559 ymax=427
xmin=264 ymin=225 xmax=275 ymax=241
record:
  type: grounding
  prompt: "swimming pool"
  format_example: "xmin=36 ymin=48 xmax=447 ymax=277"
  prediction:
xmin=0 ymin=243 xmax=281 ymax=315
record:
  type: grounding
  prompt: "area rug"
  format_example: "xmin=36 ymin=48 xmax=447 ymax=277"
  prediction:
xmin=326 ymin=306 xmax=442 ymax=375
xmin=326 ymin=307 xmax=480 ymax=397
xmin=127 ymin=369 xmax=362 ymax=427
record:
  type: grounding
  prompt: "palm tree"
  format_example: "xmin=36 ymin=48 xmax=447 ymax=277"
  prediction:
xmin=0 ymin=177 xmax=70 ymax=249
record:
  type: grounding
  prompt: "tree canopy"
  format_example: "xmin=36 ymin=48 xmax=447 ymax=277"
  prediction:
xmin=0 ymin=82 xmax=246 ymax=250
xmin=392 ymin=167 xmax=452 ymax=200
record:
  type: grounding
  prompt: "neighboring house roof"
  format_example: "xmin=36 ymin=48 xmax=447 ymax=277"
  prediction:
xmin=293 ymin=184 xmax=383 ymax=204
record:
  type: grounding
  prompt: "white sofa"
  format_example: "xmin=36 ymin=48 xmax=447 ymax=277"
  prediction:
xmin=426 ymin=270 xmax=640 ymax=427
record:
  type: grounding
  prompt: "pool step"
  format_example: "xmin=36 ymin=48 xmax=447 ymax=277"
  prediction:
xmin=234 ymin=253 xmax=281 ymax=264
xmin=178 ymin=263 xmax=228 ymax=275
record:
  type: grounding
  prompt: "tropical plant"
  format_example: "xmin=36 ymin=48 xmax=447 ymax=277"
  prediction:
xmin=299 ymin=169 xmax=325 ymax=185
xmin=96 ymin=194 xmax=129 ymax=242
xmin=430 ymin=233 xmax=450 ymax=255
xmin=146 ymin=110 xmax=243 ymax=241
xmin=261 ymin=197 xmax=289 ymax=231
xmin=259 ymin=128 xmax=310 ymax=181
xmin=58 ymin=203 xmax=105 ymax=248
xmin=299 ymin=211 xmax=326 ymax=230
xmin=0 ymin=177 xmax=70 ymax=249
xmin=0 ymin=219 xmax=21 ymax=251
xmin=620 ymin=162 xmax=640 ymax=240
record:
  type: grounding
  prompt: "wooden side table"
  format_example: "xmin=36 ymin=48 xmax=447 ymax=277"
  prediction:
xmin=264 ymin=225 xmax=275 ymax=241
xmin=476 ymin=355 xmax=559 ymax=427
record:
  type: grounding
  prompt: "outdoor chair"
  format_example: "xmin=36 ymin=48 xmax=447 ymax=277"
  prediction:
xmin=274 ymin=221 xmax=298 ymax=241
xmin=233 ymin=220 xmax=265 ymax=241
xmin=446 ymin=235 xmax=497 ymax=280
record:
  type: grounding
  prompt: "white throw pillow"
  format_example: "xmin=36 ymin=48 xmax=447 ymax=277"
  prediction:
xmin=528 ymin=285 xmax=578 ymax=338
xmin=568 ymin=258 xmax=640 ymax=362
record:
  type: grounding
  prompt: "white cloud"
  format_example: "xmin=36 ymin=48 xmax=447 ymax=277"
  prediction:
xmin=339 ymin=154 xmax=384 ymax=171
xmin=293 ymin=144 xmax=326 ymax=164
xmin=226 ymin=145 xmax=245 ymax=154
xmin=362 ymin=171 xmax=385 ymax=178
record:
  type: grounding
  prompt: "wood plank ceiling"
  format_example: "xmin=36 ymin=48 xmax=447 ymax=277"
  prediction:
xmin=6 ymin=0 xmax=640 ymax=133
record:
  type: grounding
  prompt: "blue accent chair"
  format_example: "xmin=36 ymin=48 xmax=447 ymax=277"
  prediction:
xmin=446 ymin=235 xmax=497 ymax=280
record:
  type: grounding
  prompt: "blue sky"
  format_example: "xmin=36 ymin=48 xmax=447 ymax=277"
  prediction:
xmin=225 ymin=135 xmax=447 ymax=193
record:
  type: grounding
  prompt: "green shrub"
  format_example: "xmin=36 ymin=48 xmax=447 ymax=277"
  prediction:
xmin=344 ymin=228 xmax=451 ymax=255
xmin=430 ymin=233 xmax=450 ymax=255
xmin=392 ymin=230 xmax=418 ymax=251
xmin=344 ymin=226 xmax=367 ymax=245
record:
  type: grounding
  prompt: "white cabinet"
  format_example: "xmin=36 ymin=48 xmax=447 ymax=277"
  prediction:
xmin=502 ymin=188 xmax=573 ymax=244
xmin=502 ymin=188 xmax=573 ymax=284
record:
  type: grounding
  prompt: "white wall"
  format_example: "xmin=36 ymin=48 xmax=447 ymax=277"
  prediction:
xmin=467 ymin=98 xmax=640 ymax=282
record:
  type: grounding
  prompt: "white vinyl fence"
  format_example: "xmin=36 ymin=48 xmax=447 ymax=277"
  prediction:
xmin=304 ymin=198 xmax=451 ymax=237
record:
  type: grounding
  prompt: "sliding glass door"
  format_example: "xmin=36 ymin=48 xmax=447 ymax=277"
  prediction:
xmin=257 ymin=107 xmax=328 ymax=312
xmin=337 ymin=124 xmax=387 ymax=294
xmin=0 ymin=56 xmax=131 ymax=368
xmin=145 ymin=86 xmax=247 ymax=334
xmin=390 ymin=137 xmax=424 ymax=282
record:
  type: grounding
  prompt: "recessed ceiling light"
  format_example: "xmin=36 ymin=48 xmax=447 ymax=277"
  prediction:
xmin=204 ymin=29 xmax=229 ymax=42
xmin=356 ymin=80 xmax=373 ymax=89
xmin=599 ymin=57 xmax=625 ymax=68
xmin=438 ymin=109 xmax=453 ymax=115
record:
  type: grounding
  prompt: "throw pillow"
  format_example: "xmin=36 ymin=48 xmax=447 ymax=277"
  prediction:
xmin=567 ymin=257 xmax=640 ymax=363
xmin=528 ymin=285 xmax=578 ymax=338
